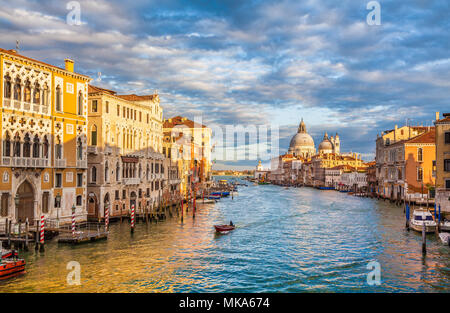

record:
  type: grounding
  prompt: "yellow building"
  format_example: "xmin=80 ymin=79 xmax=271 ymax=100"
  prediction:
xmin=163 ymin=116 xmax=212 ymax=197
xmin=87 ymin=85 xmax=169 ymax=219
xmin=0 ymin=48 xmax=91 ymax=225
xmin=435 ymin=112 xmax=450 ymax=214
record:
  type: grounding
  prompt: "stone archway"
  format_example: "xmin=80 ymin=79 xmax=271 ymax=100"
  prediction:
xmin=88 ymin=193 xmax=98 ymax=218
xmin=16 ymin=180 xmax=35 ymax=223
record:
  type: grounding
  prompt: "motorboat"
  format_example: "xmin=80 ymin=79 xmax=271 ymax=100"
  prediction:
xmin=439 ymin=219 xmax=450 ymax=232
xmin=0 ymin=259 xmax=26 ymax=280
xmin=214 ymin=224 xmax=235 ymax=232
xmin=410 ymin=208 xmax=437 ymax=233
xmin=1 ymin=249 xmax=18 ymax=259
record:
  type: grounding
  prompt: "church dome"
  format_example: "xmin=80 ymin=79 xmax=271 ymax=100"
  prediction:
xmin=318 ymin=132 xmax=333 ymax=152
xmin=288 ymin=118 xmax=315 ymax=157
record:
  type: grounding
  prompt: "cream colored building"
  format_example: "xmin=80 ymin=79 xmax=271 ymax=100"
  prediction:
xmin=435 ymin=112 xmax=450 ymax=213
xmin=87 ymin=85 xmax=168 ymax=219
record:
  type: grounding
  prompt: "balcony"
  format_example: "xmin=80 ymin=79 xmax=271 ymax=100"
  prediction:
xmin=55 ymin=159 xmax=66 ymax=168
xmin=77 ymin=159 xmax=87 ymax=168
xmin=3 ymin=157 xmax=49 ymax=168
xmin=87 ymin=146 xmax=98 ymax=155
xmin=3 ymin=99 xmax=11 ymax=108
xmin=123 ymin=177 xmax=141 ymax=185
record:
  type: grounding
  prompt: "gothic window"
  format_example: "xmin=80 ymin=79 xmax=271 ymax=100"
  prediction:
xmin=13 ymin=133 xmax=21 ymax=157
xmin=91 ymin=125 xmax=97 ymax=146
xmin=23 ymin=133 xmax=31 ymax=157
xmin=78 ymin=91 xmax=83 ymax=115
xmin=32 ymin=135 xmax=40 ymax=158
xmin=139 ymin=164 xmax=142 ymax=179
xmin=33 ymin=82 xmax=40 ymax=104
xmin=24 ymin=80 xmax=31 ymax=103
xmin=55 ymin=136 xmax=62 ymax=159
xmin=42 ymin=84 xmax=49 ymax=106
xmin=3 ymin=132 xmax=11 ymax=157
xmin=76 ymin=195 xmax=82 ymax=206
xmin=3 ymin=75 xmax=11 ymax=99
xmin=417 ymin=167 xmax=423 ymax=181
xmin=55 ymin=85 xmax=62 ymax=111
xmin=77 ymin=137 xmax=83 ymax=160
xmin=13 ymin=77 xmax=21 ymax=100
xmin=146 ymin=164 xmax=149 ymax=180
xmin=116 ymin=162 xmax=120 ymax=181
xmin=43 ymin=136 xmax=49 ymax=158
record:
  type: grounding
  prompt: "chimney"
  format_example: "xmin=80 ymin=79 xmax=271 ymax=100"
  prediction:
xmin=65 ymin=58 xmax=74 ymax=72
xmin=435 ymin=112 xmax=440 ymax=121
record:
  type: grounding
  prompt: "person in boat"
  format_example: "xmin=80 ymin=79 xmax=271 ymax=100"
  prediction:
xmin=229 ymin=220 xmax=234 ymax=227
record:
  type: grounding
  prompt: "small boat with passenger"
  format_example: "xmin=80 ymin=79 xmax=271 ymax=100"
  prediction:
xmin=214 ymin=221 xmax=236 ymax=233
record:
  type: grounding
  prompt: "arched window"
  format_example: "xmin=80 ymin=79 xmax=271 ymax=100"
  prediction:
xmin=32 ymin=135 xmax=40 ymax=158
xmin=24 ymin=80 xmax=31 ymax=103
xmin=105 ymin=161 xmax=109 ymax=182
xmin=91 ymin=166 xmax=97 ymax=182
xmin=23 ymin=133 xmax=31 ymax=157
xmin=91 ymin=125 xmax=97 ymax=146
xmin=3 ymin=132 xmax=11 ymax=157
xmin=55 ymin=85 xmax=62 ymax=111
xmin=42 ymin=84 xmax=49 ymax=106
xmin=77 ymin=91 xmax=83 ymax=115
xmin=146 ymin=164 xmax=149 ymax=180
xmin=3 ymin=75 xmax=11 ymax=99
xmin=55 ymin=136 xmax=62 ymax=159
xmin=77 ymin=137 xmax=83 ymax=160
xmin=417 ymin=147 xmax=423 ymax=162
xmin=33 ymin=82 xmax=40 ymax=104
xmin=13 ymin=133 xmax=21 ymax=157
xmin=139 ymin=164 xmax=142 ymax=179
xmin=116 ymin=162 xmax=120 ymax=181
xmin=43 ymin=136 xmax=49 ymax=158
xmin=13 ymin=77 xmax=21 ymax=100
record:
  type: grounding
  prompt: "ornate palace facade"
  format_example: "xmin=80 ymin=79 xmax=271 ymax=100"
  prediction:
xmin=0 ymin=48 xmax=91 ymax=225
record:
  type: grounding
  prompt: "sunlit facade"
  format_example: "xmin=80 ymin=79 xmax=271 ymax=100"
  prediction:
xmin=0 ymin=48 xmax=91 ymax=225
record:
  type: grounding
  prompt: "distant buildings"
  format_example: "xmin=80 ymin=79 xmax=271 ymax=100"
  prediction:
xmin=163 ymin=116 xmax=212 ymax=197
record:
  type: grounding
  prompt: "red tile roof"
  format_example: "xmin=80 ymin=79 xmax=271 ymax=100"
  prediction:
xmin=163 ymin=116 xmax=207 ymax=128
xmin=88 ymin=84 xmax=117 ymax=95
xmin=116 ymin=94 xmax=156 ymax=101
xmin=406 ymin=128 xmax=435 ymax=144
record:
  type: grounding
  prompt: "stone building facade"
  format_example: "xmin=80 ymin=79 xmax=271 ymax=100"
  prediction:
xmin=435 ymin=112 xmax=450 ymax=214
xmin=87 ymin=85 xmax=171 ymax=219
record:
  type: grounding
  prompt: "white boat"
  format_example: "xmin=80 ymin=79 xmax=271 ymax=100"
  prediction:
xmin=438 ymin=232 xmax=450 ymax=246
xmin=410 ymin=209 xmax=437 ymax=233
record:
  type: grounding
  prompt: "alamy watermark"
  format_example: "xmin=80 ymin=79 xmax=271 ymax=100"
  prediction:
xmin=366 ymin=261 xmax=381 ymax=285
xmin=66 ymin=1 xmax=81 ymax=26
xmin=366 ymin=1 xmax=381 ymax=26
xmin=67 ymin=261 xmax=81 ymax=285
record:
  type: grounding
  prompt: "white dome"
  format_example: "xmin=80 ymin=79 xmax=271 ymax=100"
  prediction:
xmin=289 ymin=133 xmax=315 ymax=149
xmin=319 ymin=139 xmax=333 ymax=151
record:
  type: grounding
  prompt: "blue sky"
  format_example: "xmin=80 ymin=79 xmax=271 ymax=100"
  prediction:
xmin=1 ymin=0 xmax=449 ymax=170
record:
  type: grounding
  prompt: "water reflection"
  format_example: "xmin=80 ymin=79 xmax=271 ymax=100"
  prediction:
xmin=0 ymin=179 xmax=449 ymax=292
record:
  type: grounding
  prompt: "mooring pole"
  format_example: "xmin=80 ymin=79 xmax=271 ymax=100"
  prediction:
xmin=35 ymin=221 xmax=39 ymax=251
xmin=181 ymin=199 xmax=184 ymax=223
xmin=130 ymin=204 xmax=135 ymax=234
xmin=25 ymin=218 xmax=29 ymax=251
xmin=7 ymin=219 xmax=11 ymax=249
xmin=422 ymin=221 xmax=426 ymax=255
xmin=39 ymin=214 xmax=45 ymax=252
xmin=17 ymin=221 xmax=21 ymax=250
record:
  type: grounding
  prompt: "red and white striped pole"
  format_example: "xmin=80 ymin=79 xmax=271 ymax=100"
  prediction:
xmin=131 ymin=204 xmax=135 ymax=233
xmin=39 ymin=214 xmax=45 ymax=252
xmin=71 ymin=205 xmax=76 ymax=237
xmin=105 ymin=203 xmax=109 ymax=231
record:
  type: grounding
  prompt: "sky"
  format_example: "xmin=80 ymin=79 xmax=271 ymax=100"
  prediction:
xmin=0 ymin=0 xmax=449 ymax=170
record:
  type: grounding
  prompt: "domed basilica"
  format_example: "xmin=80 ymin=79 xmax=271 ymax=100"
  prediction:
xmin=288 ymin=118 xmax=340 ymax=158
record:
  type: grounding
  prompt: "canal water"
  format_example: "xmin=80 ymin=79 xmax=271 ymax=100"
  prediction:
xmin=1 ymin=177 xmax=449 ymax=292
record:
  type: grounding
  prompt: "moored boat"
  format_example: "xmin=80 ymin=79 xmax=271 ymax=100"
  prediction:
xmin=439 ymin=219 xmax=450 ymax=232
xmin=439 ymin=232 xmax=450 ymax=246
xmin=1 ymin=249 xmax=18 ymax=259
xmin=0 ymin=259 xmax=26 ymax=280
xmin=410 ymin=209 xmax=437 ymax=233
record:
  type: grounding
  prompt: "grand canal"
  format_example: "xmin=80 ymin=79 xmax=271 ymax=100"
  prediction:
xmin=1 ymin=178 xmax=449 ymax=292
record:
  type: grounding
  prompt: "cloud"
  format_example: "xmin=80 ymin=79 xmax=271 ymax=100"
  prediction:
xmin=0 ymin=0 xmax=448 ymax=169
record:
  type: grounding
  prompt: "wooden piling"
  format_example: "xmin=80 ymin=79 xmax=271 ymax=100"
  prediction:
xmin=35 ymin=222 xmax=39 ymax=250
xmin=7 ymin=219 xmax=11 ymax=248
xmin=422 ymin=221 xmax=426 ymax=255
xmin=25 ymin=218 xmax=29 ymax=251
xmin=18 ymin=221 xmax=21 ymax=250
